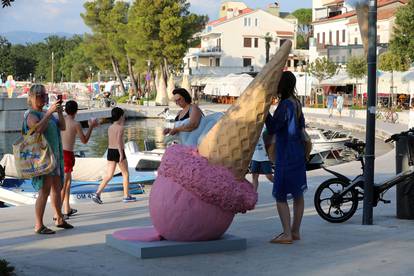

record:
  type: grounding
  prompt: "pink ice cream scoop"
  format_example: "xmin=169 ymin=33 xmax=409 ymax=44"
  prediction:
xmin=149 ymin=145 xmax=257 ymax=241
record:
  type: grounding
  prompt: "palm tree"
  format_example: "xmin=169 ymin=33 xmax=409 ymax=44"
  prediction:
xmin=2 ymin=0 xmax=14 ymax=8
xmin=264 ymin=33 xmax=273 ymax=64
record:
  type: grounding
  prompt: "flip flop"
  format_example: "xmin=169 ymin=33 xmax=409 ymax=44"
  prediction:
xmin=53 ymin=214 xmax=69 ymax=221
xmin=65 ymin=208 xmax=78 ymax=216
xmin=35 ymin=225 xmax=56 ymax=235
xmin=56 ymin=221 xmax=74 ymax=229
xmin=269 ymin=233 xmax=292 ymax=244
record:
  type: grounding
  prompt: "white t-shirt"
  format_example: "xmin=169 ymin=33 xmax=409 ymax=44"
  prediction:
xmin=252 ymin=128 xmax=270 ymax=162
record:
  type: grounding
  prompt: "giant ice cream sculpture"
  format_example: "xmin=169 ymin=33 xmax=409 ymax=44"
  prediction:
xmin=148 ymin=41 xmax=292 ymax=241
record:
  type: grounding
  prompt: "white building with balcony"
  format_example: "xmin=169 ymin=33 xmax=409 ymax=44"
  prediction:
xmin=310 ymin=0 xmax=408 ymax=64
xmin=184 ymin=2 xmax=298 ymax=76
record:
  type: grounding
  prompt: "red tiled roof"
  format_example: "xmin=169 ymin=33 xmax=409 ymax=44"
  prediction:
xmin=323 ymin=0 xmax=344 ymax=6
xmin=347 ymin=7 xmax=398 ymax=24
xmin=207 ymin=8 xmax=254 ymax=26
xmin=313 ymin=0 xmax=408 ymax=24
xmin=276 ymin=31 xmax=294 ymax=37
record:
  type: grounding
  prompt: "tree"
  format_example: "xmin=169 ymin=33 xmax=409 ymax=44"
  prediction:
xmin=379 ymin=51 xmax=410 ymax=107
xmin=292 ymin=8 xmax=312 ymax=49
xmin=81 ymin=0 xmax=129 ymax=94
xmin=0 ymin=36 xmax=13 ymax=79
xmin=389 ymin=0 xmax=414 ymax=63
xmin=264 ymin=33 xmax=272 ymax=63
xmin=346 ymin=56 xmax=367 ymax=106
xmin=126 ymin=0 xmax=207 ymax=83
xmin=1 ymin=0 xmax=14 ymax=7
xmin=307 ymin=57 xmax=339 ymax=105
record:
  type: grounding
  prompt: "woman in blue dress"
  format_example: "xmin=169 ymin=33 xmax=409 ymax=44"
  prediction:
xmin=265 ymin=71 xmax=307 ymax=244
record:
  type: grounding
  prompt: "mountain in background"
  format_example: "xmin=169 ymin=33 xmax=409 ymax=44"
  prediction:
xmin=0 ymin=31 xmax=78 ymax=44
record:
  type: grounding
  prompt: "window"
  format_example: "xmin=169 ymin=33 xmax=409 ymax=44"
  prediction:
xmin=280 ymin=39 xmax=287 ymax=46
xmin=322 ymin=32 xmax=325 ymax=45
xmin=354 ymin=37 xmax=358 ymax=45
xmin=329 ymin=31 xmax=332 ymax=45
xmin=336 ymin=30 xmax=339 ymax=45
xmin=244 ymin=18 xmax=247 ymax=27
xmin=248 ymin=18 xmax=251 ymax=26
xmin=217 ymin=38 xmax=221 ymax=51
xmin=255 ymin=18 xmax=258 ymax=27
xmin=317 ymin=33 xmax=320 ymax=44
xmin=209 ymin=58 xmax=213 ymax=67
xmin=243 ymin=58 xmax=252 ymax=67
xmin=215 ymin=58 xmax=220 ymax=67
xmin=244 ymin=37 xmax=252 ymax=47
xmin=254 ymin=38 xmax=259 ymax=48
xmin=342 ymin=30 xmax=346 ymax=43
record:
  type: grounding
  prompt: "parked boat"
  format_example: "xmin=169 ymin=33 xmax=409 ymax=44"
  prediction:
xmin=0 ymin=153 xmax=156 ymax=207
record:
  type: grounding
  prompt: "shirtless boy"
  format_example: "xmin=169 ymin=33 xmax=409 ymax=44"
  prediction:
xmin=92 ymin=107 xmax=136 ymax=204
xmin=61 ymin=100 xmax=97 ymax=217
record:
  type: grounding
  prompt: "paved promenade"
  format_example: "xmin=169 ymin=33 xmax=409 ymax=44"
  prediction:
xmin=1 ymin=107 xmax=414 ymax=276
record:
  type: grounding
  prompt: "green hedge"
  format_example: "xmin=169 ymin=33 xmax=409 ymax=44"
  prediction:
xmin=0 ymin=259 xmax=15 ymax=276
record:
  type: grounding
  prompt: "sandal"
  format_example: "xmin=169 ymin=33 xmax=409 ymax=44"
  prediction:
xmin=35 ymin=225 xmax=56 ymax=235
xmin=53 ymin=214 xmax=69 ymax=221
xmin=56 ymin=221 xmax=74 ymax=229
xmin=65 ymin=208 xmax=78 ymax=216
xmin=269 ymin=233 xmax=292 ymax=244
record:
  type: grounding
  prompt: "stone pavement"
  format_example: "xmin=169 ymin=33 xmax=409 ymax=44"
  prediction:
xmin=1 ymin=108 xmax=414 ymax=276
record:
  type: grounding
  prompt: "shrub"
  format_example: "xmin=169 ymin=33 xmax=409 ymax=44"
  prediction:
xmin=0 ymin=259 xmax=15 ymax=276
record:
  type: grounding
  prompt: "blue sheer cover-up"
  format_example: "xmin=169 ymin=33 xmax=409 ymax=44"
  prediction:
xmin=265 ymin=99 xmax=307 ymax=202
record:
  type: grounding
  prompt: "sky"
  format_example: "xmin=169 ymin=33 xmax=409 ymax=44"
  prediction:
xmin=0 ymin=0 xmax=312 ymax=34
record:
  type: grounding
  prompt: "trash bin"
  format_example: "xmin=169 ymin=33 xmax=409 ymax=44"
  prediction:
xmin=395 ymin=135 xmax=414 ymax=219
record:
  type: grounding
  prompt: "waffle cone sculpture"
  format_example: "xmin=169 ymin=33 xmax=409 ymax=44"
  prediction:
xmin=355 ymin=3 xmax=369 ymax=57
xmin=198 ymin=40 xmax=292 ymax=180
xmin=149 ymin=41 xmax=292 ymax=241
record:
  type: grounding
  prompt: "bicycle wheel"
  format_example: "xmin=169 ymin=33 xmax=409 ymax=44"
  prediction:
xmin=314 ymin=178 xmax=359 ymax=223
xmin=110 ymin=99 xmax=116 ymax=107
xmin=391 ymin=112 xmax=398 ymax=124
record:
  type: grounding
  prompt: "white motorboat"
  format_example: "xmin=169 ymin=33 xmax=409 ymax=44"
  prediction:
xmin=307 ymin=128 xmax=352 ymax=152
xmin=0 ymin=153 xmax=155 ymax=207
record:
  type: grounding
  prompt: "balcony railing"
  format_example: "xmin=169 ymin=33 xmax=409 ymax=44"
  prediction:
xmin=200 ymin=46 xmax=222 ymax=53
xmin=190 ymin=66 xmax=254 ymax=76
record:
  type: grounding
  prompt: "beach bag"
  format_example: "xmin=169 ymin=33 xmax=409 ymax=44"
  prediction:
xmin=291 ymin=99 xmax=312 ymax=162
xmin=263 ymin=129 xmax=276 ymax=163
xmin=12 ymin=125 xmax=56 ymax=179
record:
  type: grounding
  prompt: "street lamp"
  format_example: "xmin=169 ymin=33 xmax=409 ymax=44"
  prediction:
xmin=29 ymin=73 xmax=32 ymax=83
xmin=146 ymin=60 xmax=151 ymax=106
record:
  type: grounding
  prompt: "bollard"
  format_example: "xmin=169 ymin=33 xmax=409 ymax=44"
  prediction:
xmin=395 ymin=136 xmax=414 ymax=219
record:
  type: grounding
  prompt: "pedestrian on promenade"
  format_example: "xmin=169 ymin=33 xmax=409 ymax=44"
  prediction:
xmin=24 ymin=84 xmax=73 ymax=234
xmin=265 ymin=71 xmax=307 ymax=244
xmin=60 ymin=100 xmax=98 ymax=217
xmin=336 ymin=92 xmax=344 ymax=118
xmin=250 ymin=126 xmax=274 ymax=192
xmin=92 ymin=107 xmax=136 ymax=204
xmin=327 ymin=91 xmax=335 ymax=118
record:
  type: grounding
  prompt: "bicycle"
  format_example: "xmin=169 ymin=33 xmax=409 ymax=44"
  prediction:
xmin=376 ymin=107 xmax=399 ymax=124
xmin=314 ymin=129 xmax=414 ymax=223
xmin=91 ymin=92 xmax=116 ymax=108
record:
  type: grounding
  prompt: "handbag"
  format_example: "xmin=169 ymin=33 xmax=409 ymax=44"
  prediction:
xmin=291 ymin=99 xmax=312 ymax=162
xmin=13 ymin=125 xmax=56 ymax=179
